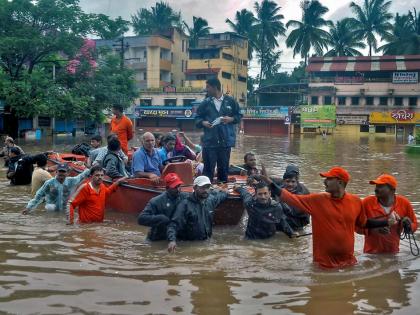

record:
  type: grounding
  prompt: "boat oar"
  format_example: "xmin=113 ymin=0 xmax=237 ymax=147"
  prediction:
xmin=296 ymin=232 xmax=312 ymax=238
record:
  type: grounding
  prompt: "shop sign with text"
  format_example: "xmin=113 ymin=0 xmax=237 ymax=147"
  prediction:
xmin=135 ymin=106 xmax=195 ymax=119
xmin=392 ymin=72 xmax=418 ymax=84
xmin=301 ymin=105 xmax=336 ymax=128
xmin=370 ymin=109 xmax=420 ymax=124
xmin=242 ymin=106 xmax=289 ymax=119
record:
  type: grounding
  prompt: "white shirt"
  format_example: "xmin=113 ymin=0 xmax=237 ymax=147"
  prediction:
xmin=213 ymin=95 xmax=224 ymax=112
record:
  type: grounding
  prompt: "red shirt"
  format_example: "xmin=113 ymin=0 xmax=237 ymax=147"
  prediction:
xmin=361 ymin=195 xmax=418 ymax=254
xmin=281 ymin=189 xmax=367 ymax=269
xmin=69 ymin=182 xmax=118 ymax=224
xmin=110 ymin=115 xmax=133 ymax=154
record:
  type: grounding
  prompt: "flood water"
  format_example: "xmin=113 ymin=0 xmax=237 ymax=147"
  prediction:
xmin=0 ymin=133 xmax=419 ymax=314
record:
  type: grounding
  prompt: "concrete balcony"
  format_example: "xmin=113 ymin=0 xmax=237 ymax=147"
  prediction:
xmin=160 ymin=59 xmax=172 ymax=71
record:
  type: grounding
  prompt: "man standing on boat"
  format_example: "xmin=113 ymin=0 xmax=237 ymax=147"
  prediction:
xmin=261 ymin=167 xmax=398 ymax=269
xmin=110 ymin=104 xmax=133 ymax=155
xmin=167 ymin=176 xmax=228 ymax=253
xmin=196 ymin=78 xmax=241 ymax=183
xmin=360 ymin=174 xmax=418 ymax=254
xmin=22 ymin=163 xmax=90 ymax=214
xmin=138 ymin=173 xmax=188 ymax=241
xmin=132 ymin=132 xmax=163 ymax=184
xmin=67 ymin=165 xmax=126 ymax=224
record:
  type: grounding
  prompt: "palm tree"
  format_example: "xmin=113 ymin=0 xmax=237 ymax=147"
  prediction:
xmin=380 ymin=12 xmax=420 ymax=55
xmin=325 ymin=19 xmax=366 ymax=56
xmin=286 ymin=0 xmax=332 ymax=65
xmin=131 ymin=1 xmax=182 ymax=36
xmin=349 ymin=0 xmax=393 ymax=56
xmin=184 ymin=16 xmax=212 ymax=48
xmin=94 ymin=15 xmax=130 ymax=40
xmin=254 ymin=0 xmax=286 ymax=86
xmin=226 ymin=9 xmax=257 ymax=60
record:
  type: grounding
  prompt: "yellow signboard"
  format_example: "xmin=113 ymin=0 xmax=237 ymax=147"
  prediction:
xmin=370 ymin=110 xmax=420 ymax=124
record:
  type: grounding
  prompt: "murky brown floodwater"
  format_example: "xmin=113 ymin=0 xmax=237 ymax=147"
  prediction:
xmin=0 ymin=133 xmax=419 ymax=314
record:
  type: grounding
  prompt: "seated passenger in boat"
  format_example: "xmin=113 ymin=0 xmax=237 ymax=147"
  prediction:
xmin=138 ymin=173 xmax=188 ymax=241
xmin=7 ymin=147 xmax=34 ymax=185
xmin=132 ymin=132 xmax=163 ymax=184
xmin=67 ymin=165 xmax=125 ymax=224
xmin=158 ymin=133 xmax=196 ymax=164
xmin=229 ymin=152 xmax=262 ymax=177
xmin=89 ymin=133 xmax=127 ymax=167
xmin=102 ymin=138 xmax=129 ymax=179
xmin=277 ymin=165 xmax=310 ymax=231
xmin=235 ymin=182 xmax=298 ymax=239
xmin=167 ymin=176 xmax=228 ymax=253
xmin=22 ymin=163 xmax=90 ymax=214
xmin=90 ymin=134 xmax=102 ymax=150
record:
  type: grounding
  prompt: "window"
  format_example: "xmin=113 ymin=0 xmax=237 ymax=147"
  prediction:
xmin=324 ymin=96 xmax=332 ymax=105
xmin=238 ymin=75 xmax=247 ymax=82
xmin=140 ymin=99 xmax=152 ymax=106
xmin=379 ymin=97 xmax=388 ymax=106
xmin=181 ymin=79 xmax=184 ymax=87
xmin=189 ymin=49 xmax=220 ymax=59
xmin=171 ymin=52 xmax=173 ymax=63
xmin=311 ymin=96 xmax=319 ymax=105
xmin=222 ymin=53 xmax=233 ymax=61
xmin=38 ymin=117 xmax=51 ymax=127
xmin=360 ymin=125 xmax=369 ymax=132
xmin=243 ymin=60 xmax=248 ymax=66
xmin=351 ymin=97 xmax=359 ymax=106
xmin=338 ymin=96 xmax=346 ymax=106
xmin=366 ymin=96 xmax=374 ymax=106
xmin=182 ymin=40 xmax=185 ymax=52
xmin=181 ymin=60 xmax=184 ymax=72
xmin=222 ymin=71 xmax=231 ymax=79
xmin=185 ymin=60 xmax=188 ymax=70
xmin=375 ymin=125 xmax=386 ymax=133
xmin=183 ymin=99 xmax=195 ymax=106
xmin=144 ymin=50 xmax=147 ymax=58
xmin=394 ymin=97 xmax=403 ymax=106
xmin=409 ymin=97 xmax=417 ymax=107
xmin=164 ymin=99 xmax=177 ymax=106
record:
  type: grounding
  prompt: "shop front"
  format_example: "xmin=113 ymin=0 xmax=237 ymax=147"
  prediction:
xmin=134 ymin=106 xmax=197 ymax=132
xmin=300 ymin=105 xmax=336 ymax=133
xmin=241 ymin=106 xmax=289 ymax=136
xmin=335 ymin=114 xmax=370 ymax=135
xmin=369 ymin=109 xmax=419 ymax=137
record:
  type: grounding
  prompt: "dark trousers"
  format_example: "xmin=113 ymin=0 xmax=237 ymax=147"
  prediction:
xmin=202 ymin=147 xmax=231 ymax=183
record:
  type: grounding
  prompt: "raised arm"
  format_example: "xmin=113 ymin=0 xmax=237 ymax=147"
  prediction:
xmin=23 ymin=180 xmax=50 ymax=214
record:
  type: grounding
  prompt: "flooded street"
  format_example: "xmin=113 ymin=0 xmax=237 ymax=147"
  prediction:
xmin=0 ymin=133 xmax=419 ymax=314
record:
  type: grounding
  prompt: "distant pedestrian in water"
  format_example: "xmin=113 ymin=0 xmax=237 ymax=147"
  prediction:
xmin=31 ymin=154 xmax=52 ymax=196
xmin=408 ymin=132 xmax=415 ymax=144
xmin=322 ymin=130 xmax=327 ymax=139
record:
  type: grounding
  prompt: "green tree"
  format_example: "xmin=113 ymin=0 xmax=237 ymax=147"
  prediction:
xmin=380 ymin=11 xmax=420 ymax=55
xmin=184 ymin=16 xmax=212 ymax=48
xmin=325 ymin=19 xmax=366 ymax=56
xmin=286 ymin=0 xmax=332 ymax=65
xmin=349 ymin=0 xmax=393 ymax=56
xmin=254 ymin=0 xmax=286 ymax=86
xmin=131 ymin=1 xmax=182 ymax=36
xmin=226 ymin=9 xmax=257 ymax=60
xmin=92 ymin=15 xmax=130 ymax=40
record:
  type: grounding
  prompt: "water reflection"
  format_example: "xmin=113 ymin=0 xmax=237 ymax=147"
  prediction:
xmin=0 ymin=134 xmax=419 ymax=314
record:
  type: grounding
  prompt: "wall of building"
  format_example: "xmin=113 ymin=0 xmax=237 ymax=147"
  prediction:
xmin=171 ymin=29 xmax=189 ymax=87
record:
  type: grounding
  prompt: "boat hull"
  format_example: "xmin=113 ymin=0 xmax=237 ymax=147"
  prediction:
xmin=47 ymin=154 xmax=246 ymax=225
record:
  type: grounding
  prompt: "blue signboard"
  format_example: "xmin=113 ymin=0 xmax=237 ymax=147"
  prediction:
xmin=135 ymin=106 xmax=197 ymax=120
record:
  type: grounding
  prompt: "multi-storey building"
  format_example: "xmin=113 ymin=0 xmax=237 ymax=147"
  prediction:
xmin=95 ymin=28 xmax=189 ymax=90
xmin=306 ymin=55 xmax=420 ymax=137
xmin=186 ymin=32 xmax=248 ymax=106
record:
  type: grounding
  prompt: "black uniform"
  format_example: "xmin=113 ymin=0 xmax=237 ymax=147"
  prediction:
xmin=237 ymin=187 xmax=295 ymax=239
xmin=7 ymin=155 xmax=34 ymax=185
xmin=167 ymin=190 xmax=228 ymax=242
xmin=138 ymin=191 xmax=188 ymax=241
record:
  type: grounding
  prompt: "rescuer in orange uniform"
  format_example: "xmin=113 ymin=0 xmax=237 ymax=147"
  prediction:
xmin=110 ymin=104 xmax=133 ymax=155
xmin=361 ymin=174 xmax=418 ymax=254
xmin=261 ymin=167 xmax=397 ymax=269
xmin=67 ymin=165 xmax=126 ymax=224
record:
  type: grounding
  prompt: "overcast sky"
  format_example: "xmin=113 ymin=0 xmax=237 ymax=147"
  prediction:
xmin=80 ymin=0 xmax=420 ymax=75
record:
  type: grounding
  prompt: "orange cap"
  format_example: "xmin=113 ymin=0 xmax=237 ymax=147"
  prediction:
xmin=320 ymin=167 xmax=351 ymax=183
xmin=369 ymin=174 xmax=397 ymax=189
xmin=164 ymin=173 xmax=184 ymax=188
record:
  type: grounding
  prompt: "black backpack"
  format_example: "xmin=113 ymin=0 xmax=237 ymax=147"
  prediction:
xmin=71 ymin=143 xmax=91 ymax=157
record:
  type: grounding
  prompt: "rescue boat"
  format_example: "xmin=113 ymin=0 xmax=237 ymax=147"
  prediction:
xmin=46 ymin=152 xmax=247 ymax=225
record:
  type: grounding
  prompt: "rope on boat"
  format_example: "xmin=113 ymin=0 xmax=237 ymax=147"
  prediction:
xmin=400 ymin=220 xmax=419 ymax=257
